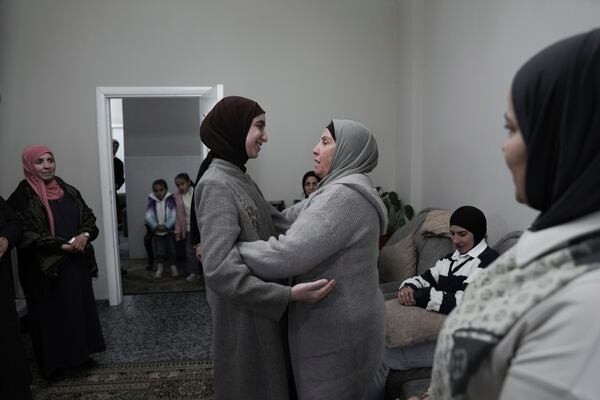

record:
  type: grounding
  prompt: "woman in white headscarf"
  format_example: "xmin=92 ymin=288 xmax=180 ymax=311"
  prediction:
xmin=236 ymin=119 xmax=388 ymax=400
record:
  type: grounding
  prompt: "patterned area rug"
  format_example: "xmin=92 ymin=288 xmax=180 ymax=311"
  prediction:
xmin=121 ymin=258 xmax=205 ymax=295
xmin=32 ymin=360 xmax=214 ymax=400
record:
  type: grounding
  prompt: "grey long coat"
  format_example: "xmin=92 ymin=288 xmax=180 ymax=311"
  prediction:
xmin=238 ymin=173 xmax=388 ymax=400
xmin=195 ymin=159 xmax=292 ymax=400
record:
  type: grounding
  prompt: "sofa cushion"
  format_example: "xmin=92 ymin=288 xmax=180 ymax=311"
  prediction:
xmin=420 ymin=209 xmax=452 ymax=237
xmin=378 ymin=235 xmax=417 ymax=283
xmin=493 ymin=230 xmax=523 ymax=254
xmin=385 ymin=299 xmax=446 ymax=348
xmin=414 ymin=235 xmax=454 ymax=276
xmin=415 ymin=209 xmax=454 ymax=275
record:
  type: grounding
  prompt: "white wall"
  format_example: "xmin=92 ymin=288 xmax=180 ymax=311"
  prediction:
xmin=123 ymin=97 xmax=201 ymax=156
xmin=415 ymin=0 xmax=600 ymax=243
xmin=0 ymin=0 xmax=404 ymax=299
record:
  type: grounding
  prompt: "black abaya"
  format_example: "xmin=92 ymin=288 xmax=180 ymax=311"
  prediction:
xmin=27 ymin=195 xmax=105 ymax=377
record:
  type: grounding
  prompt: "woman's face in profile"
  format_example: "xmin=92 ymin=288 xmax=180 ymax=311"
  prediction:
xmin=503 ymin=93 xmax=528 ymax=204
xmin=303 ymin=176 xmax=319 ymax=197
xmin=313 ymin=129 xmax=336 ymax=178
xmin=34 ymin=152 xmax=56 ymax=182
xmin=245 ymin=114 xmax=267 ymax=159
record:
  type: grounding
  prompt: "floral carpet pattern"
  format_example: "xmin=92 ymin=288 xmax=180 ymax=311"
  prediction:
xmin=31 ymin=360 xmax=214 ymax=400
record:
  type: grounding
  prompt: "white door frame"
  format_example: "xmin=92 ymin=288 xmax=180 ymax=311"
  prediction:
xmin=95 ymin=86 xmax=222 ymax=305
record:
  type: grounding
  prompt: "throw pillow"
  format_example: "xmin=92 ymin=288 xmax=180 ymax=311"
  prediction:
xmin=385 ymin=299 xmax=447 ymax=348
xmin=415 ymin=236 xmax=454 ymax=275
xmin=420 ymin=209 xmax=452 ymax=237
xmin=378 ymin=235 xmax=417 ymax=283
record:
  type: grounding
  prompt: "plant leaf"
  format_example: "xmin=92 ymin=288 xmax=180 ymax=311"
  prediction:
xmin=405 ymin=205 xmax=415 ymax=220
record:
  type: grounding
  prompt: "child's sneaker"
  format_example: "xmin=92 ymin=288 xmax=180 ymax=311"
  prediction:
xmin=170 ymin=265 xmax=180 ymax=277
xmin=185 ymin=273 xmax=200 ymax=282
xmin=155 ymin=264 xmax=164 ymax=278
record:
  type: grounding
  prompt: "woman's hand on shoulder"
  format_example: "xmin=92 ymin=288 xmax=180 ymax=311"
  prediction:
xmin=290 ymin=278 xmax=336 ymax=304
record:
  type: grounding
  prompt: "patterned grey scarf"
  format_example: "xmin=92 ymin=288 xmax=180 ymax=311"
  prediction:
xmin=429 ymin=230 xmax=600 ymax=399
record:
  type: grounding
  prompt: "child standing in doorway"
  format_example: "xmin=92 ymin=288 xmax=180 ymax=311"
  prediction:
xmin=144 ymin=179 xmax=178 ymax=278
xmin=174 ymin=173 xmax=201 ymax=282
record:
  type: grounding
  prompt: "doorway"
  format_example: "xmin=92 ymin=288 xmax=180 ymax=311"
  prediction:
xmin=96 ymin=86 xmax=223 ymax=305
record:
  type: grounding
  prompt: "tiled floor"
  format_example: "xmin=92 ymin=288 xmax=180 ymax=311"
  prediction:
xmin=95 ymin=292 xmax=214 ymax=364
xmin=23 ymin=292 xmax=214 ymax=372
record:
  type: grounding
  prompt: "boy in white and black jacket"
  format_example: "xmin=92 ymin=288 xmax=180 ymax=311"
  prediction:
xmin=398 ymin=206 xmax=499 ymax=314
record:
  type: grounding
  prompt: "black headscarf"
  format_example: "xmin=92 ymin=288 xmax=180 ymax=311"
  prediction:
xmin=512 ymin=28 xmax=600 ymax=231
xmin=449 ymin=206 xmax=487 ymax=245
xmin=301 ymin=170 xmax=321 ymax=198
xmin=190 ymin=96 xmax=265 ymax=245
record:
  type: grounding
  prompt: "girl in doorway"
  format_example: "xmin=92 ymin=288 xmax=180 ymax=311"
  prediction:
xmin=145 ymin=179 xmax=178 ymax=278
xmin=174 ymin=173 xmax=201 ymax=282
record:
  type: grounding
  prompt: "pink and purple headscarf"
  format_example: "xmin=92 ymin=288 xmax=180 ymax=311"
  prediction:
xmin=22 ymin=145 xmax=64 ymax=236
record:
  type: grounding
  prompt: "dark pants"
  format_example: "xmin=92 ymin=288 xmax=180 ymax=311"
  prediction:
xmin=184 ymin=233 xmax=201 ymax=274
xmin=151 ymin=233 xmax=176 ymax=265
xmin=144 ymin=226 xmax=154 ymax=267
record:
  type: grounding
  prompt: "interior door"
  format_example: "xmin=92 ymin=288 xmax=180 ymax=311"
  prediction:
xmin=199 ymin=84 xmax=224 ymax=158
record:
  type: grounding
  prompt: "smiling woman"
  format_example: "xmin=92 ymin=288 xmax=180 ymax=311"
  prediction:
xmin=33 ymin=153 xmax=56 ymax=182
xmin=8 ymin=146 xmax=105 ymax=382
xmin=244 ymin=113 xmax=267 ymax=158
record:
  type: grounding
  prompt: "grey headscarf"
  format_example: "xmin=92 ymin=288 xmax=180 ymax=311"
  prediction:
xmin=317 ymin=119 xmax=378 ymax=187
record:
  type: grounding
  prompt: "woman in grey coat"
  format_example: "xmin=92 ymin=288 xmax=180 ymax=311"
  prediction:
xmin=194 ymin=96 xmax=335 ymax=400
xmin=237 ymin=119 xmax=388 ymax=400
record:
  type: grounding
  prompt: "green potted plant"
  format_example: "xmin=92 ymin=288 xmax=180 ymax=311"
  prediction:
xmin=376 ymin=186 xmax=415 ymax=247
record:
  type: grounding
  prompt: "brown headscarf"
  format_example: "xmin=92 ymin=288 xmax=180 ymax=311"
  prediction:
xmin=190 ymin=96 xmax=265 ymax=244
xmin=195 ymin=96 xmax=265 ymax=181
